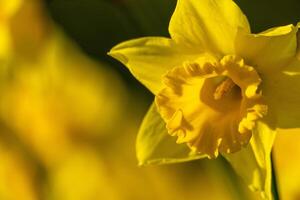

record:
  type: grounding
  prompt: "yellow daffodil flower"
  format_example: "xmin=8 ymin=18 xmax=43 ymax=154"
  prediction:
xmin=109 ymin=0 xmax=300 ymax=199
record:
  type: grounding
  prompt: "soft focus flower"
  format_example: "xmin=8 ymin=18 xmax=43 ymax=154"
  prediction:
xmin=109 ymin=0 xmax=300 ymax=198
xmin=0 ymin=0 xmax=22 ymax=60
xmin=0 ymin=0 xmax=127 ymax=167
xmin=0 ymin=139 xmax=39 ymax=200
xmin=48 ymin=149 xmax=121 ymax=200
xmin=8 ymin=0 xmax=49 ymax=58
xmin=0 ymin=0 xmax=48 ymax=62
xmin=0 ymin=31 xmax=127 ymax=166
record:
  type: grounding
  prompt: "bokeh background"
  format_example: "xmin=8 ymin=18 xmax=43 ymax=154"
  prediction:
xmin=0 ymin=0 xmax=300 ymax=199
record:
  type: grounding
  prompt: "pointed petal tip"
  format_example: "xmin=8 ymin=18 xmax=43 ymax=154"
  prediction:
xmin=258 ymin=24 xmax=298 ymax=37
xmin=107 ymin=49 xmax=129 ymax=65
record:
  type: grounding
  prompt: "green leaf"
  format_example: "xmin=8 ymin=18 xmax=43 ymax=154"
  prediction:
xmin=223 ymin=121 xmax=276 ymax=200
xmin=136 ymin=102 xmax=205 ymax=166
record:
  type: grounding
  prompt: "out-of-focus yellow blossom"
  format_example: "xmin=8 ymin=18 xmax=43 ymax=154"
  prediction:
xmin=0 ymin=33 xmax=127 ymax=166
xmin=48 ymin=148 xmax=121 ymax=200
xmin=109 ymin=0 xmax=300 ymax=199
xmin=273 ymin=129 xmax=300 ymax=200
xmin=0 ymin=0 xmax=49 ymax=62
xmin=8 ymin=0 xmax=49 ymax=59
xmin=0 ymin=0 xmax=127 ymax=167
xmin=0 ymin=0 xmax=22 ymax=59
xmin=0 ymin=0 xmax=22 ymax=18
xmin=0 ymin=138 xmax=38 ymax=200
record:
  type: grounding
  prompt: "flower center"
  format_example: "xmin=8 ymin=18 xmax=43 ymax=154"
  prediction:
xmin=156 ymin=55 xmax=267 ymax=158
xmin=214 ymin=78 xmax=236 ymax=100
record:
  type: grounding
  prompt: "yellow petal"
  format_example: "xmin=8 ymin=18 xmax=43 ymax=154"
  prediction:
xmin=224 ymin=121 xmax=276 ymax=200
xmin=263 ymin=58 xmax=300 ymax=128
xmin=235 ymin=24 xmax=298 ymax=74
xmin=136 ymin=103 xmax=205 ymax=166
xmin=109 ymin=37 xmax=198 ymax=94
xmin=169 ymin=0 xmax=250 ymax=56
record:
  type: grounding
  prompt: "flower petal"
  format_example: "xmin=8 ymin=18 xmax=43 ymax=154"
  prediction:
xmin=235 ymin=24 xmax=298 ymax=74
xmin=109 ymin=37 xmax=197 ymax=94
xmin=136 ymin=103 xmax=205 ymax=166
xmin=169 ymin=0 xmax=250 ymax=55
xmin=223 ymin=121 xmax=276 ymax=200
xmin=263 ymin=58 xmax=300 ymax=128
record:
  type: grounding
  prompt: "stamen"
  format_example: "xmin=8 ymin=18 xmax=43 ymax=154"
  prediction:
xmin=214 ymin=78 xmax=235 ymax=100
